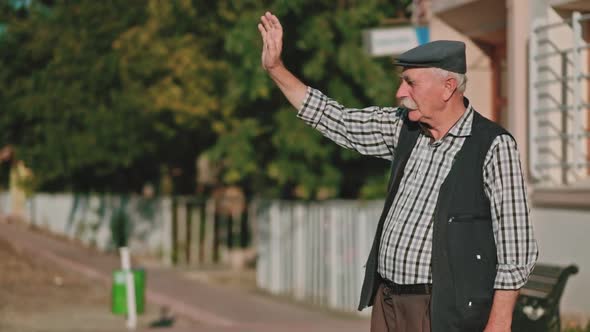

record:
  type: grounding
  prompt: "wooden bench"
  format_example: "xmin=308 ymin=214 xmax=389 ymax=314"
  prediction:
xmin=512 ymin=263 xmax=579 ymax=332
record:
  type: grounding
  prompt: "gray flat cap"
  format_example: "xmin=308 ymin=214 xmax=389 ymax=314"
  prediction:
xmin=394 ymin=40 xmax=466 ymax=74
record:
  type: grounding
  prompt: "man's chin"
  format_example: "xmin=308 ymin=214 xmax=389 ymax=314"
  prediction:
xmin=407 ymin=110 xmax=421 ymax=122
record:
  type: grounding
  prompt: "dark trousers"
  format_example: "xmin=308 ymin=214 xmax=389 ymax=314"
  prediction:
xmin=370 ymin=284 xmax=432 ymax=332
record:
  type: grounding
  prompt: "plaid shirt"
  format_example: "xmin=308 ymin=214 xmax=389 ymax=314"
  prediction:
xmin=298 ymin=87 xmax=538 ymax=289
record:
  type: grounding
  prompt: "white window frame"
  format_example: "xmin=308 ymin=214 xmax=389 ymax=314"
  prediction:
xmin=529 ymin=11 xmax=590 ymax=188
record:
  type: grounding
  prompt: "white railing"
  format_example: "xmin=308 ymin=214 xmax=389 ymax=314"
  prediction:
xmin=529 ymin=11 xmax=590 ymax=186
xmin=255 ymin=200 xmax=384 ymax=314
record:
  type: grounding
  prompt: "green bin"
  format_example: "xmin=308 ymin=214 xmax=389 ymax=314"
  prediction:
xmin=111 ymin=268 xmax=145 ymax=315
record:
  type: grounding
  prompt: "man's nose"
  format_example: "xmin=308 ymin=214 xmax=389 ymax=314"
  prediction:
xmin=396 ymin=81 xmax=409 ymax=99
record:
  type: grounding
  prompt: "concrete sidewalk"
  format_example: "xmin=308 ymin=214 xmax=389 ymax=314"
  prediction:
xmin=0 ymin=220 xmax=370 ymax=332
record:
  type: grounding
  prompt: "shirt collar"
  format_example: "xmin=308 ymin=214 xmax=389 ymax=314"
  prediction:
xmin=447 ymin=97 xmax=473 ymax=138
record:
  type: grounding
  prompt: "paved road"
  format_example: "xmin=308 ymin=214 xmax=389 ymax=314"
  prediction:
xmin=0 ymin=220 xmax=370 ymax=332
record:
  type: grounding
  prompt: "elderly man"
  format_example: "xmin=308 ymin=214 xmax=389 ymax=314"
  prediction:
xmin=258 ymin=11 xmax=538 ymax=332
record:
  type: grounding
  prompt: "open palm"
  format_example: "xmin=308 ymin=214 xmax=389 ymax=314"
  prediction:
xmin=258 ymin=12 xmax=283 ymax=70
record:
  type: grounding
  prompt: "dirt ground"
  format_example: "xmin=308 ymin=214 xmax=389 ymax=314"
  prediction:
xmin=0 ymin=237 xmax=198 ymax=332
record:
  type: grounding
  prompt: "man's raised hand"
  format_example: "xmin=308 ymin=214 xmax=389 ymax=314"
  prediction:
xmin=258 ymin=11 xmax=283 ymax=71
xmin=257 ymin=11 xmax=306 ymax=109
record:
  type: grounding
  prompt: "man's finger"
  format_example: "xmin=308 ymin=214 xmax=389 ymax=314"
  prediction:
xmin=258 ymin=23 xmax=272 ymax=53
xmin=270 ymin=14 xmax=282 ymax=30
xmin=258 ymin=23 xmax=267 ymax=35
xmin=265 ymin=12 xmax=276 ymax=29
xmin=261 ymin=15 xmax=272 ymax=32
xmin=257 ymin=23 xmax=267 ymax=43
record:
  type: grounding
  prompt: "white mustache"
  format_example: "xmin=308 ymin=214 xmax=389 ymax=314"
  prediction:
xmin=400 ymin=98 xmax=418 ymax=110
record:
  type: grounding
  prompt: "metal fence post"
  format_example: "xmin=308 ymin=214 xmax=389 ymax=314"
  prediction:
xmin=572 ymin=11 xmax=583 ymax=172
xmin=529 ymin=18 xmax=541 ymax=180
xmin=561 ymin=51 xmax=569 ymax=185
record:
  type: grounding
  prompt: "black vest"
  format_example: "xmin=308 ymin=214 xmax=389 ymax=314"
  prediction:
xmin=358 ymin=110 xmax=510 ymax=332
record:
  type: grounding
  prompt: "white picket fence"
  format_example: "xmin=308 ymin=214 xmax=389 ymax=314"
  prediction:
xmin=0 ymin=192 xmax=249 ymax=267
xmin=255 ymin=200 xmax=384 ymax=314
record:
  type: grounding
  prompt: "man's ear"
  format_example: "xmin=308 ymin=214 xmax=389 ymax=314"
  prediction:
xmin=442 ymin=77 xmax=458 ymax=101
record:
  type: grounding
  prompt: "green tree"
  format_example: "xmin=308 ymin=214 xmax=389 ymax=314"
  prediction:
xmin=0 ymin=0 xmax=413 ymax=199
xmin=0 ymin=1 xmax=156 ymax=191
xmin=0 ymin=1 xmax=218 ymax=192
xmin=218 ymin=0 xmax=411 ymax=199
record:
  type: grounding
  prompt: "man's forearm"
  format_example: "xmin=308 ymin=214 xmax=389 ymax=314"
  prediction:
xmin=484 ymin=289 xmax=519 ymax=331
xmin=267 ymin=64 xmax=307 ymax=110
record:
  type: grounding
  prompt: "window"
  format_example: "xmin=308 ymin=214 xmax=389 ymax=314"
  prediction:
xmin=529 ymin=10 xmax=590 ymax=188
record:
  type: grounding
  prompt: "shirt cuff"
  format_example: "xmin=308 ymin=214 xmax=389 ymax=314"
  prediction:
xmin=494 ymin=263 xmax=536 ymax=290
xmin=297 ymin=87 xmax=327 ymax=128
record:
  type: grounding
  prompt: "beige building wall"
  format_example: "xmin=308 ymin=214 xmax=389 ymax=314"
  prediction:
xmin=506 ymin=0 xmax=530 ymax=169
xmin=430 ymin=16 xmax=494 ymax=120
xmin=529 ymin=0 xmax=590 ymax=322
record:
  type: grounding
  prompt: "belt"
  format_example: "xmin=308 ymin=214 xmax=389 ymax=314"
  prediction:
xmin=382 ymin=280 xmax=433 ymax=295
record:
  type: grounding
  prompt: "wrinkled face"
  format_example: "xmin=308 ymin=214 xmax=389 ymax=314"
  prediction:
xmin=396 ymin=68 xmax=446 ymax=125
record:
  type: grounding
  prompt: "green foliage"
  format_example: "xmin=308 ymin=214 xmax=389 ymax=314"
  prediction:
xmin=0 ymin=1 xmax=159 ymax=191
xmin=110 ymin=197 xmax=131 ymax=248
xmin=0 ymin=1 xmax=216 ymax=192
xmin=206 ymin=118 xmax=263 ymax=184
xmin=267 ymin=108 xmax=341 ymax=199
xmin=220 ymin=0 xmax=407 ymax=198
xmin=0 ymin=0 xmax=410 ymax=198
